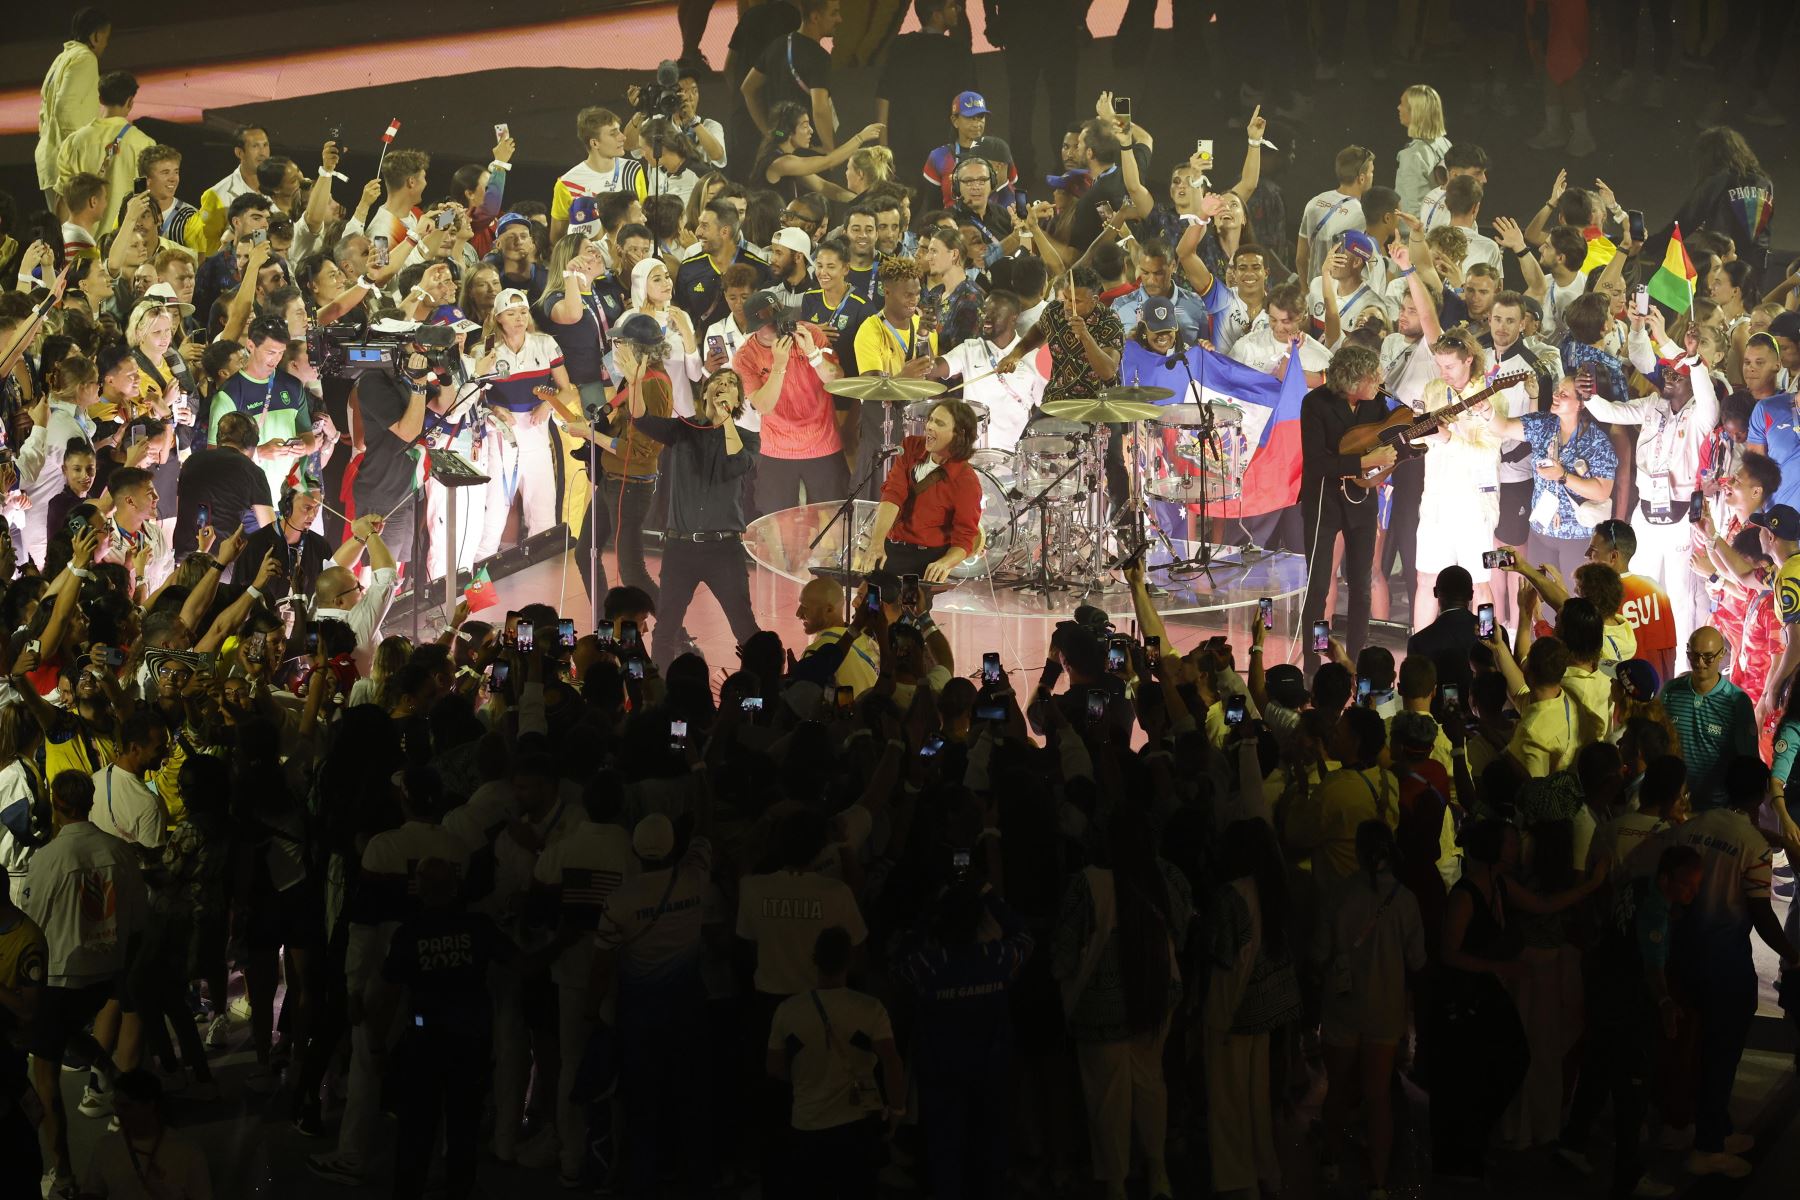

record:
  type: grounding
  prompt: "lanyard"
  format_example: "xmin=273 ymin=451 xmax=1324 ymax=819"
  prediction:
xmin=1312 ymin=192 xmax=1354 ymax=238
xmin=1336 ymin=283 xmax=1371 ymax=319
xmin=785 ymin=35 xmax=810 ymax=93
xmin=881 ymin=317 xmax=915 ymax=364
xmin=817 ymin=288 xmax=851 ymax=326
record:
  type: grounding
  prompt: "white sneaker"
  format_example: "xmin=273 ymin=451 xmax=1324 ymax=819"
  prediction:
xmin=514 ymin=1124 xmax=561 ymax=1169
xmin=205 ymin=1014 xmax=230 ymax=1048
xmin=77 ymin=1085 xmax=112 ymax=1118
xmin=1686 ymin=1150 xmax=1751 ymax=1178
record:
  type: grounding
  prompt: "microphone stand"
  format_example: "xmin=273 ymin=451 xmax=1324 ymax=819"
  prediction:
xmin=1011 ymin=451 xmax=1087 ymax=595
xmin=810 ymin=451 xmax=893 ymax=627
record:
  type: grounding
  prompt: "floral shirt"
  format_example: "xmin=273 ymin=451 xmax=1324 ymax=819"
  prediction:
xmin=1520 ymin=411 xmax=1617 ymax=540
xmin=1038 ymin=299 xmax=1126 ymax=401
xmin=1561 ymin=338 xmax=1630 ymax=404
xmin=156 ymin=814 xmax=230 ymax=923
xmin=923 ymin=277 xmax=984 ymax=355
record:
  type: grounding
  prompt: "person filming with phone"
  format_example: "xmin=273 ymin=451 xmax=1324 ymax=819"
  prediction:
xmin=853 ymin=399 xmax=982 ymax=595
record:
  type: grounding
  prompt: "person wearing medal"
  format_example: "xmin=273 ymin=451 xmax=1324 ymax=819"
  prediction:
xmin=850 ymin=255 xmax=939 ymax=499
xmin=853 ymin=398 xmax=983 ymax=587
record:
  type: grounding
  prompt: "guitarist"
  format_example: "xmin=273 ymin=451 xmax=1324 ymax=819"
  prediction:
xmin=1300 ymin=344 xmax=1396 ymax=665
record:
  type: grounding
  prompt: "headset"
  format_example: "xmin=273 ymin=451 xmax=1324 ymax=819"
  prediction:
xmin=951 ymin=156 xmax=999 ymax=205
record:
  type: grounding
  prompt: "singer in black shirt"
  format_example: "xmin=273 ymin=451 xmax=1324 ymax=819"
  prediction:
xmin=1298 ymin=345 xmax=1396 ymax=665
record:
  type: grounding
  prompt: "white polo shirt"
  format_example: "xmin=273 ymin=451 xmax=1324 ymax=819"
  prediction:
xmin=941 ymin=335 xmax=1046 ymax=452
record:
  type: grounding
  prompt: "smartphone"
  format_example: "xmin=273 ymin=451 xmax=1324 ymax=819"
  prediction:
xmin=627 ymin=658 xmax=645 ymax=679
xmin=327 ymin=124 xmax=343 ymax=144
xmin=900 ymin=573 xmax=921 ymax=609
xmin=102 ymin=645 xmax=126 ymax=668
xmin=952 ymin=848 xmax=971 ymax=872
xmin=372 ymin=235 xmax=390 ymax=268
xmin=919 ymin=733 xmax=946 ymax=757
xmin=982 ymin=652 xmax=1002 ymax=687
xmin=558 ymin=618 xmax=577 ymax=648
xmin=304 ymin=628 xmax=320 ymax=656
xmin=494 ymin=122 xmax=510 ymax=142
xmin=515 ymin=621 xmax=535 ymax=653
xmin=1477 ymin=603 xmax=1497 ymax=641
xmin=1481 ymin=548 xmax=1515 ymax=570
xmin=706 ymin=334 xmax=726 ymax=360
xmin=132 ymin=175 xmax=148 ymax=197
xmin=1633 ymin=285 xmax=1650 ymax=318
xmin=1114 ymin=96 xmax=1132 ymax=123
xmin=835 ymin=684 xmax=854 ymax=714
xmin=1310 ymin=621 xmax=1330 ymax=653
xmin=486 ymin=661 xmax=510 ymax=692
xmin=1196 ymin=137 xmax=1214 ymax=162
xmin=1357 ymin=676 xmax=1373 ymax=707
xmin=1106 ymin=640 xmax=1127 ymax=673
xmin=669 ymin=719 xmax=688 ymax=751
xmin=864 ymin=585 xmax=884 ymax=614
xmin=1145 ymin=634 xmax=1160 ymax=665
xmin=619 ymin=620 xmax=640 ymax=652
xmin=195 ymin=503 xmax=210 ymax=530
xmin=1085 ymin=688 xmax=1107 ymax=723
xmin=1689 ymin=490 xmax=1705 ymax=524
xmin=504 ymin=611 xmax=519 ymax=646
xmin=741 ymin=695 xmax=764 ymax=714
xmin=248 ymin=228 xmax=268 ymax=246
xmin=1224 ymin=694 xmax=1247 ymax=726
xmin=974 ymin=702 xmax=1006 ymax=722
xmin=435 ymin=207 xmax=457 ymax=230
xmin=1258 ymin=596 xmax=1274 ymax=630
xmin=1626 ymin=208 xmax=1646 ymax=242
xmin=1439 ymin=683 xmax=1460 ymax=710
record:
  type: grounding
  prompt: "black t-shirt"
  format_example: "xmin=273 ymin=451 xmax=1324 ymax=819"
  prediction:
xmin=755 ymin=31 xmax=831 ymax=116
xmin=381 ymin=907 xmax=516 ymax=1042
xmin=351 ymin=371 xmax=422 ymax=516
xmin=729 ymin=0 xmax=800 ymax=63
xmin=635 ymin=415 xmax=752 ymax=533
xmin=173 ymin=447 xmax=275 ymax=555
xmin=537 ymin=287 xmax=611 ymax=388
xmin=876 ymin=30 xmax=976 ymax=171
xmin=237 ymin=523 xmax=332 ymax=594
xmin=1069 ymin=145 xmax=1151 ymax=250
xmin=1298 ymin=384 xmax=1390 ymax=527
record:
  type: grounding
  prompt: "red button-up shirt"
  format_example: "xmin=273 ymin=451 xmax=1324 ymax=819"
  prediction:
xmin=880 ymin=435 xmax=983 ymax=555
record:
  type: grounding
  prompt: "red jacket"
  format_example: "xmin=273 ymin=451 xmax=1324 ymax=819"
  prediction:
xmin=880 ymin=436 xmax=983 ymax=555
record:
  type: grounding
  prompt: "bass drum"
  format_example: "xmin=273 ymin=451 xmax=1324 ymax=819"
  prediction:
xmin=949 ymin=448 xmax=1020 ymax=580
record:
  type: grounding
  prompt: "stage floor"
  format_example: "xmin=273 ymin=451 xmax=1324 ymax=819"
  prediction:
xmin=432 ymin=533 xmax=1313 ymax=693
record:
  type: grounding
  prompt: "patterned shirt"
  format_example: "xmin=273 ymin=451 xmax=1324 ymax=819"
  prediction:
xmin=1519 ymin=411 xmax=1617 ymax=540
xmin=922 ymin=277 xmax=984 ymax=354
xmin=1038 ymin=299 xmax=1125 ymax=401
xmin=1561 ymin=338 xmax=1630 ymax=405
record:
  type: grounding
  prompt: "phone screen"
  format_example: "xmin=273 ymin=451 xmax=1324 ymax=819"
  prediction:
xmin=1106 ymin=642 xmax=1127 ymax=673
xmin=864 ymin=585 xmax=884 ymax=614
xmin=1224 ymin=695 xmax=1247 ymax=726
xmin=741 ymin=695 xmax=764 ymax=713
xmin=196 ymin=503 xmax=210 ymax=530
xmin=1626 ymin=209 xmax=1646 ymax=242
xmin=1477 ymin=603 xmax=1497 ymax=641
xmin=1085 ymin=689 xmax=1107 ymax=722
xmin=669 ymin=719 xmax=688 ymax=750
xmin=1259 ymin=597 xmax=1274 ymax=630
xmin=619 ymin=620 xmax=639 ymax=650
xmin=1114 ymin=96 xmax=1132 ymax=121
xmin=627 ymin=658 xmax=645 ymax=679
xmin=1357 ymin=677 xmax=1373 ymax=706
xmin=1197 ymin=138 xmax=1214 ymax=161
xmin=372 ymin=235 xmax=390 ymax=267
xmin=1311 ymin=621 xmax=1330 ymax=653
xmin=835 ymin=684 xmax=854 ymax=713
xmin=516 ymin=621 xmax=534 ymax=653
xmin=304 ymin=629 xmax=320 ymax=656
xmin=974 ymin=702 xmax=1006 ymax=722
xmin=495 ymin=122 xmax=510 ymax=141
xmin=558 ymin=618 xmax=577 ymax=648
xmin=982 ymin=652 xmax=1002 ymax=687
xmin=1145 ymin=634 xmax=1160 ymax=663
xmin=486 ymin=662 xmax=509 ymax=692
xmin=1441 ymin=684 xmax=1460 ymax=709
xmin=919 ymin=734 xmax=946 ymax=757
xmin=504 ymin=611 xmax=520 ymax=646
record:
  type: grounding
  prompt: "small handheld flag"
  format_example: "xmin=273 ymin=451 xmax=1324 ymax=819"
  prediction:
xmin=464 ymin=565 xmax=499 ymax=612
xmin=1647 ymin=222 xmax=1699 ymax=314
xmin=376 ymin=117 xmax=402 ymax=174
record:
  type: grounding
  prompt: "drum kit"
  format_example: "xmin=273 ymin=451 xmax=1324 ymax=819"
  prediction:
xmin=817 ymin=374 xmax=1250 ymax=596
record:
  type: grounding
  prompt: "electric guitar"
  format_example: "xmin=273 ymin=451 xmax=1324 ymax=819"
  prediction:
xmin=1337 ymin=370 xmax=1532 ymax=490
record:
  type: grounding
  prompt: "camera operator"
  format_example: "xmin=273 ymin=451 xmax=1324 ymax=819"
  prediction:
xmin=627 ymin=64 xmax=727 ymax=170
xmin=350 ymin=328 xmax=451 ymax=569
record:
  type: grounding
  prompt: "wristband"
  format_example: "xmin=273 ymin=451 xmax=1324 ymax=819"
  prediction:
xmin=1398 ymin=267 xmax=1415 ymax=277
xmin=488 ymin=160 xmax=509 ymax=172
xmin=246 ymin=585 xmax=263 ymax=601
xmin=16 ymin=273 xmax=37 ymax=287
xmin=355 ymin=276 xmax=375 ymax=292
xmin=806 ymin=351 xmax=824 ymax=366
xmin=71 ymin=567 xmax=95 ymax=580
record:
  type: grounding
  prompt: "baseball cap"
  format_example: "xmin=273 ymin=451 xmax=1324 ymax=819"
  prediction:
xmin=1517 ymin=294 xmax=1544 ymax=322
xmin=953 ymin=91 xmax=988 ymax=118
xmin=1750 ymin=504 xmax=1800 ymax=540
xmin=1768 ymin=310 xmax=1800 ymax=342
xmin=743 ymin=289 xmax=792 ymax=332
xmin=493 ymin=287 xmax=531 ymax=315
xmin=495 ymin=212 xmax=532 ymax=237
xmin=1140 ymin=296 xmax=1180 ymax=333
xmin=140 ymin=281 xmax=195 ymax=317
xmin=1045 ymin=168 xmax=1090 ymax=192
xmin=566 ymin=195 xmax=602 ymax=235
xmin=1265 ymin=664 xmax=1309 ymax=709
xmin=1071 ymin=603 xmax=1113 ymax=632
xmin=613 ymin=313 xmax=664 ymax=348
xmin=1336 ymin=229 xmax=1378 ymax=262
xmin=632 ymin=813 xmax=676 ymax=861
xmin=769 ymin=226 xmax=812 ymax=262
xmin=1615 ymin=658 xmax=1661 ymax=704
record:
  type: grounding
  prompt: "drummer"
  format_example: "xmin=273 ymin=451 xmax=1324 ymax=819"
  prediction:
xmin=928 ymin=289 xmax=1045 ymax=452
xmin=850 ymin=256 xmax=940 ymax=498
xmin=854 ymin=399 xmax=985 ymax=591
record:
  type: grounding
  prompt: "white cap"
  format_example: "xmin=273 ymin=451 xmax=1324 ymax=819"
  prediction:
xmin=493 ymin=287 xmax=531 ymax=315
xmin=769 ymin=226 xmax=812 ymax=262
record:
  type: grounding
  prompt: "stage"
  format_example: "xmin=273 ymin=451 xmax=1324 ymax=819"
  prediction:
xmin=403 ymin=513 xmax=1311 ymax=691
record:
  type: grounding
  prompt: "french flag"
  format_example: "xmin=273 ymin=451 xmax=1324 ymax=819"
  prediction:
xmin=1134 ymin=344 xmax=1308 ymax=519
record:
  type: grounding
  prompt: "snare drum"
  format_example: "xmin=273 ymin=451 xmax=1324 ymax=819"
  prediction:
xmin=949 ymin=448 xmax=1020 ymax=579
xmin=1145 ymin=402 xmax=1246 ymax=502
xmin=1014 ymin=417 xmax=1088 ymax=502
xmin=905 ymin=398 xmax=989 ymax=441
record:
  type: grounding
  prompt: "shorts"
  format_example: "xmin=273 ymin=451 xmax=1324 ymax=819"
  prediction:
xmin=1416 ymin=489 xmax=1501 ymax=575
xmin=1495 ymin=479 xmax=1533 ymax=546
xmin=26 ymin=981 xmax=116 ymax=1063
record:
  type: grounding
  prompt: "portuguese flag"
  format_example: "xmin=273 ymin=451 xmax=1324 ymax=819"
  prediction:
xmin=1648 ymin=222 xmax=1698 ymax=314
xmin=464 ymin=565 xmax=499 ymax=612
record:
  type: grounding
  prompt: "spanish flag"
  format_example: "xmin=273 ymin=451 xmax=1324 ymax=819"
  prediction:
xmin=1647 ymin=222 xmax=1698 ymax=314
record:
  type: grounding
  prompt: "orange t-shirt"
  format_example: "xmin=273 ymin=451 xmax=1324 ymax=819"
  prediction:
xmin=1620 ymin=573 xmax=1677 ymax=653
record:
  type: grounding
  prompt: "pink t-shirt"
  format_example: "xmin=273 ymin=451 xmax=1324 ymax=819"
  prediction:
xmin=733 ymin=325 xmax=841 ymax=460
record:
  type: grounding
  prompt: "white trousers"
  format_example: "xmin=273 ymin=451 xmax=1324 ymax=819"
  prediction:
xmin=476 ymin=420 xmax=559 ymax=560
xmin=1633 ymin=513 xmax=1707 ymax=647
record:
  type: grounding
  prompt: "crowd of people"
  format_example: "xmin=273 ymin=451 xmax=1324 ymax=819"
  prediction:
xmin=4 ymin=0 xmax=1800 ymax=1198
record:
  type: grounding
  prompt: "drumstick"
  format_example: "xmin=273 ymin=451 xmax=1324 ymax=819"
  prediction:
xmin=957 ymin=365 xmax=1006 ymax=390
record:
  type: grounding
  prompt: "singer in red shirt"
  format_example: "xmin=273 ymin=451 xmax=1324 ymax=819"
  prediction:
xmin=854 ymin=400 xmax=983 ymax=585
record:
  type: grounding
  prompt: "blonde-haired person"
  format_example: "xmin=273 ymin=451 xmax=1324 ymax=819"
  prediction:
xmin=628 ymin=256 xmax=703 ymax=416
xmin=845 ymin=144 xmax=893 ymax=197
xmin=1394 ymin=85 xmax=1450 ymax=217
xmin=349 ymin=635 xmax=411 ymax=708
xmin=459 ymin=262 xmax=501 ymax=330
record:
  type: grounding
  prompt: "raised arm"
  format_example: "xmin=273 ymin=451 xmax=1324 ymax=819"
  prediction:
xmin=1494 ymin=216 xmax=1548 ymax=303
xmin=1231 ymin=106 xmax=1267 ymax=202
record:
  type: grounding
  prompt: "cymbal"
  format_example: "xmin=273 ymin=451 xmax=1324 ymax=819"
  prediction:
xmin=824 ymin=376 xmax=946 ymax=403
xmin=1100 ymin=384 xmax=1176 ymax=404
xmin=1040 ymin=397 xmax=1166 ymax=424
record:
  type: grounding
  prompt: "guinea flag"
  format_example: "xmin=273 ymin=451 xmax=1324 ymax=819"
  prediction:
xmin=464 ymin=565 xmax=499 ymax=612
xmin=1648 ymin=222 xmax=1698 ymax=313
